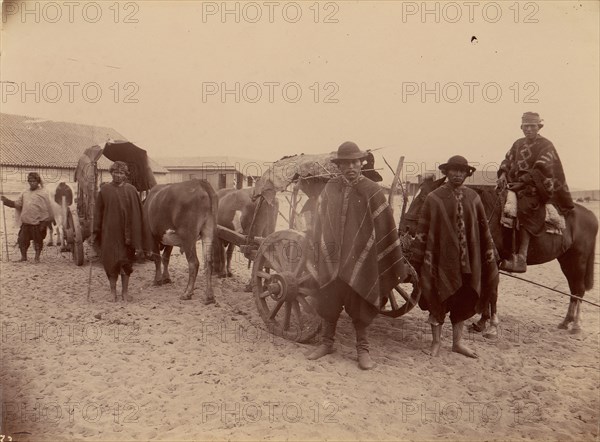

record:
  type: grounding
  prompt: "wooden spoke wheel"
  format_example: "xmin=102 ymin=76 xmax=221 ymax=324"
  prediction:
xmin=252 ymin=230 xmax=321 ymax=343
xmin=65 ymin=208 xmax=84 ymax=266
xmin=379 ymin=259 xmax=421 ymax=318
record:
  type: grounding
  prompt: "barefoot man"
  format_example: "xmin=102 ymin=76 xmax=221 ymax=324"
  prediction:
xmin=93 ymin=161 xmax=145 ymax=302
xmin=410 ymin=155 xmax=498 ymax=358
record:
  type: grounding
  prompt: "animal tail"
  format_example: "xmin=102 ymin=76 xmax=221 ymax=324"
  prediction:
xmin=585 ymin=240 xmax=595 ymax=291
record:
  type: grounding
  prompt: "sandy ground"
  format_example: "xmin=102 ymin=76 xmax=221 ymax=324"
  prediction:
xmin=0 ymin=201 xmax=598 ymax=441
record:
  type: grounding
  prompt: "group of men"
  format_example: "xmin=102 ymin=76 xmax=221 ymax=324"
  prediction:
xmin=306 ymin=111 xmax=573 ymax=369
xmin=1 ymin=112 xmax=574 ymax=369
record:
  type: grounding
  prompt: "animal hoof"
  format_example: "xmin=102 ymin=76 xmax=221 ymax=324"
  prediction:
xmin=469 ymin=322 xmax=484 ymax=333
xmin=204 ymin=297 xmax=216 ymax=305
xmin=162 ymin=278 xmax=172 ymax=284
xmin=180 ymin=294 xmax=192 ymax=301
xmin=557 ymin=322 xmax=569 ymax=330
xmin=483 ymin=327 xmax=498 ymax=339
xmin=570 ymin=326 xmax=582 ymax=334
xmin=153 ymin=280 xmax=163 ymax=286
xmin=227 ymin=272 xmax=233 ymax=277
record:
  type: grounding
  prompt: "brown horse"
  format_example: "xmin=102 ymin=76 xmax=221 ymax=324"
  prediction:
xmin=401 ymin=179 xmax=598 ymax=335
xmin=215 ymin=187 xmax=279 ymax=278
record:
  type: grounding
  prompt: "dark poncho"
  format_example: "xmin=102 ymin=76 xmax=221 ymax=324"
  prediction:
xmin=410 ymin=184 xmax=498 ymax=322
xmin=93 ymin=182 xmax=145 ymax=276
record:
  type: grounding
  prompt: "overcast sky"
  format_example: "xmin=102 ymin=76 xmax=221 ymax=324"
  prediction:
xmin=2 ymin=0 xmax=598 ymax=189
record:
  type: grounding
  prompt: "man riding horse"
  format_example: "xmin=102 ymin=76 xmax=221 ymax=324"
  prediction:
xmin=497 ymin=112 xmax=574 ymax=273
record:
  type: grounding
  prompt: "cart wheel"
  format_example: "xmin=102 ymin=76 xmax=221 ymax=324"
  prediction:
xmin=253 ymin=230 xmax=321 ymax=343
xmin=66 ymin=208 xmax=84 ymax=266
xmin=379 ymin=259 xmax=420 ymax=318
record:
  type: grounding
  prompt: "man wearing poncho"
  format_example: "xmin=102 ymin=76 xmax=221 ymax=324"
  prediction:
xmin=410 ymin=155 xmax=498 ymax=358
xmin=307 ymin=142 xmax=405 ymax=370
xmin=497 ymin=112 xmax=574 ymax=273
xmin=93 ymin=161 xmax=146 ymax=302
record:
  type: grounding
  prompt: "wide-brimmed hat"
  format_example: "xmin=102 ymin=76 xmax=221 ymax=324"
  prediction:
xmin=439 ymin=155 xmax=476 ymax=176
xmin=521 ymin=112 xmax=544 ymax=129
xmin=331 ymin=141 xmax=368 ymax=163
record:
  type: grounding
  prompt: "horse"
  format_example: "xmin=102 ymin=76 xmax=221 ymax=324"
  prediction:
xmin=143 ymin=179 xmax=220 ymax=303
xmin=401 ymin=179 xmax=598 ymax=335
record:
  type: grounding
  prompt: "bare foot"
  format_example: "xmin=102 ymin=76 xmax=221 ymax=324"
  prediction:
xmin=452 ymin=343 xmax=478 ymax=358
xmin=429 ymin=342 xmax=441 ymax=357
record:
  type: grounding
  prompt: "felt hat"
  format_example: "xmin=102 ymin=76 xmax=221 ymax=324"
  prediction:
xmin=521 ymin=112 xmax=544 ymax=129
xmin=439 ymin=155 xmax=476 ymax=176
xmin=331 ymin=141 xmax=368 ymax=163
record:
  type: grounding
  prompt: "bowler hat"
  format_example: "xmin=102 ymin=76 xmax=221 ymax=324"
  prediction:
xmin=331 ymin=141 xmax=368 ymax=163
xmin=521 ymin=112 xmax=544 ymax=129
xmin=439 ymin=155 xmax=476 ymax=176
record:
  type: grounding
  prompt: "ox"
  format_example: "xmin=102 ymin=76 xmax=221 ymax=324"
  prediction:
xmin=143 ymin=179 xmax=220 ymax=303
xmin=46 ymin=182 xmax=74 ymax=250
xmin=216 ymin=187 xmax=279 ymax=279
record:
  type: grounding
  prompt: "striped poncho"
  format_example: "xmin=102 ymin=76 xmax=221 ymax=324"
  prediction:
xmin=313 ymin=176 xmax=406 ymax=308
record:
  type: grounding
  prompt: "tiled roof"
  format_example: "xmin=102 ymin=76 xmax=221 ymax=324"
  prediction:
xmin=0 ymin=113 xmax=167 ymax=173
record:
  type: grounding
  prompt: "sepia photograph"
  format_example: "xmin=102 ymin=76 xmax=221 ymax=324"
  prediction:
xmin=0 ymin=1 xmax=598 ymax=440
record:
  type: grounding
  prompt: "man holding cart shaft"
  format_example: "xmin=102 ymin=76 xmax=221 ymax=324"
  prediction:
xmin=308 ymin=141 xmax=406 ymax=370
xmin=1 ymin=172 xmax=54 ymax=262
xmin=410 ymin=155 xmax=498 ymax=358
xmin=93 ymin=161 xmax=146 ymax=302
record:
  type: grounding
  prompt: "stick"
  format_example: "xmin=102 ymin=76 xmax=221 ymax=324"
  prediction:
xmin=1 ymin=202 xmax=8 ymax=261
xmin=87 ymin=160 xmax=97 ymax=302
xmin=499 ymin=271 xmax=600 ymax=308
xmin=0 ymin=177 xmax=9 ymax=261
xmin=387 ymin=156 xmax=405 ymax=212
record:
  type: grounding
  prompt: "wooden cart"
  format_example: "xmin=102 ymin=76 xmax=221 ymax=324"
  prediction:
xmin=216 ymin=153 xmax=420 ymax=343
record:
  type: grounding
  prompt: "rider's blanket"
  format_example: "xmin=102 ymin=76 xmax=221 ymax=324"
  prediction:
xmin=502 ymin=190 xmax=566 ymax=234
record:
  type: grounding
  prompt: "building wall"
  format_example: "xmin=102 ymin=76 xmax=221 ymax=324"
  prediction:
xmin=167 ymin=168 xmax=247 ymax=190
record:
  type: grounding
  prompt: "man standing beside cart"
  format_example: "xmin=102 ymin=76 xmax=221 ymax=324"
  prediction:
xmin=93 ymin=161 xmax=146 ymax=302
xmin=307 ymin=141 xmax=406 ymax=370
xmin=410 ymin=155 xmax=498 ymax=358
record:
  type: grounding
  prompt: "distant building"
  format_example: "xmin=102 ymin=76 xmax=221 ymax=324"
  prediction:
xmin=156 ymin=156 xmax=269 ymax=190
xmin=0 ymin=113 xmax=168 ymax=197
xmin=405 ymin=168 xmax=499 ymax=196
xmin=571 ymin=189 xmax=600 ymax=201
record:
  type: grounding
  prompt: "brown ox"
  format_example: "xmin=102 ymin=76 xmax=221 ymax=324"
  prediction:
xmin=216 ymin=187 xmax=279 ymax=278
xmin=144 ymin=179 xmax=220 ymax=303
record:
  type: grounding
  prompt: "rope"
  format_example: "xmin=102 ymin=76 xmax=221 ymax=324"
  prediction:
xmin=499 ymin=271 xmax=600 ymax=308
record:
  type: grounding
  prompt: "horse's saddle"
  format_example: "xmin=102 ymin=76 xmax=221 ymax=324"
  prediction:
xmin=501 ymin=190 xmax=566 ymax=235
